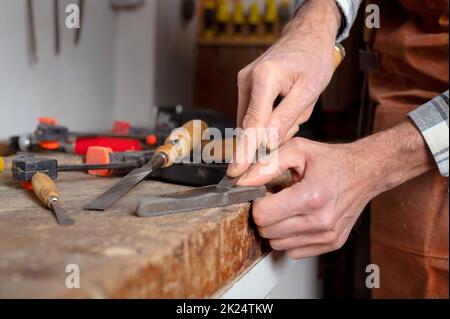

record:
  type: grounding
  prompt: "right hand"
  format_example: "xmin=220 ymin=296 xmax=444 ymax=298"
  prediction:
xmin=227 ymin=0 xmax=342 ymax=177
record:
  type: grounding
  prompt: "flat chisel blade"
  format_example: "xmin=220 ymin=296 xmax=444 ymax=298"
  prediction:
xmin=51 ymin=201 xmax=75 ymax=225
xmin=136 ymin=185 xmax=266 ymax=217
xmin=83 ymin=155 xmax=166 ymax=211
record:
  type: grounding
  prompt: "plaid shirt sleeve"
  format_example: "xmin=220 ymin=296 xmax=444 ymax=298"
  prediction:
xmin=294 ymin=0 xmax=363 ymax=42
xmin=409 ymin=91 xmax=449 ymax=177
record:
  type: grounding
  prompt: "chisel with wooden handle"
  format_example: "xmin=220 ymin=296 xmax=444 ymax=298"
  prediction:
xmin=31 ymin=173 xmax=75 ymax=225
xmin=84 ymin=120 xmax=209 ymax=211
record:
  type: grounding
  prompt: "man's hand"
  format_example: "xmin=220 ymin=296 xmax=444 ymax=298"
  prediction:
xmin=227 ymin=0 xmax=342 ymax=177
xmin=237 ymin=121 xmax=434 ymax=259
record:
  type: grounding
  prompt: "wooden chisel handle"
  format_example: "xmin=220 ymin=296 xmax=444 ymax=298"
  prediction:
xmin=31 ymin=173 xmax=59 ymax=209
xmin=155 ymin=120 xmax=208 ymax=167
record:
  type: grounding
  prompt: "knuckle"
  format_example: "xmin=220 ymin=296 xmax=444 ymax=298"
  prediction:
xmin=305 ymin=188 xmax=331 ymax=210
xmin=252 ymin=61 xmax=275 ymax=79
xmin=242 ymin=110 xmax=261 ymax=129
xmin=317 ymin=213 xmax=336 ymax=231
xmin=324 ymin=231 xmax=339 ymax=244
xmin=237 ymin=69 xmax=248 ymax=84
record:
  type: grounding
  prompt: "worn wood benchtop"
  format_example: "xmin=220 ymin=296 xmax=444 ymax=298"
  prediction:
xmin=0 ymin=156 xmax=267 ymax=298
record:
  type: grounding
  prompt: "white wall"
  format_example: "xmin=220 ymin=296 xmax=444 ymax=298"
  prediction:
xmin=0 ymin=0 xmax=117 ymax=137
xmin=113 ymin=0 xmax=157 ymax=127
xmin=0 ymin=0 xmax=198 ymax=138
xmin=154 ymin=0 xmax=197 ymax=108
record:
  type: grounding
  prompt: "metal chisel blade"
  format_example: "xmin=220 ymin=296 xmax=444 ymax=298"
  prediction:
xmin=51 ymin=201 xmax=75 ymax=225
xmin=136 ymin=185 xmax=266 ymax=217
xmin=83 ymin=155 xmax=166 ymax=211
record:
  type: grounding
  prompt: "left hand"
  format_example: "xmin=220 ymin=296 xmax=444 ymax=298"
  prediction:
xmin=237 ymin=137 xmax=376 ymax=259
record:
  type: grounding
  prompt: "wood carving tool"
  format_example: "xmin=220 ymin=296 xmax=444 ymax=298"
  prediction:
xmin=74 ymin=0 xmax=84 ymax=46
xmin=83 ymin=120 xmax=208 ymax=211
xmin=27 ymin=0 xmax=37 ymax=64
xmin=137 ymin=45 xmax=346 ymax=217
xmin=54 ymin=0 xmax=60 ymax=55
xmin=31 ymin=173 xmax=74 ymax=225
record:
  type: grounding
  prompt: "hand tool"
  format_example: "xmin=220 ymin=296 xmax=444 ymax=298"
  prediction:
xmin=11 ymin=153 xmax=148 ymax=181
xmin=54 ymin=0 xmax=60 ymax=55
xmin=83 ymin=120 xmax=208 ymax=211
xmin=74 ymin=0 xmax=84 ymax=46
xmin=27 ymin=0 xmax=37 ymax=64
xmin=137 ymin=46 xmax=346 ymax=218
xmin=264 ymin=0 xmax=278 ymax=35
xmin=31 ymin=173 xmax=75 ymax=225
xmin=232 ymin=0 xmax=245 ymax=35
xmin=12 ymin=119 xmax=145 ymax=155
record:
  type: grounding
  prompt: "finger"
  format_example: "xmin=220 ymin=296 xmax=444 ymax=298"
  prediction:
xmin=259 ymin=215 xmax=330 ymax=239
xmin=286 ymin=224 xmax=354 ymax=259
xmin=251 ymin=179 xmax=329 ymax=228
xmin=269 ymin=230 xmax=338 ymax=250
xmin=227 ymin=70 xmax=280 ymax=177
xmin=287 ymin=244 xmax=335 ymax=260
xmin=237 ymin=138 xmax=305 ymax=186
xmin=280 ymin=104 xmax=315 ymax=145
xmin=236 ymin=70 xmax=251 ymax=128
xmin=267 ymin=83 xmax=319 ymax=148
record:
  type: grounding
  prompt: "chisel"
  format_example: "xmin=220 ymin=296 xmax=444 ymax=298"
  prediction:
xmin=84 ymin=120 xmax=208 ymax=211
xmin=27 ymin=0 xmax=37 ymax=64
xmin=54 ymin=0 xmax=60 ymax=55
xmin=31 ymin=173 xmax=74 ymax=225
xmin=74 ymin=0 xmax=84 ymax=46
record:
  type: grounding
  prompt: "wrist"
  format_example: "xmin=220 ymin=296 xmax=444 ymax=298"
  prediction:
xmin=284 ymin=0 xmax=341 ymax=42
xmin=355 ymin=121 xmax=435 ymax=199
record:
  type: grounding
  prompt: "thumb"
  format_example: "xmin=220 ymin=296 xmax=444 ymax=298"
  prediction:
xmin=237 ymin=138 xmax=306 ymax=187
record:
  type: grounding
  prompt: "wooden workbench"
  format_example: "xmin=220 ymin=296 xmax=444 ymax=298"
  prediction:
xmin=0 ymin=159 xmax=267 ymax=298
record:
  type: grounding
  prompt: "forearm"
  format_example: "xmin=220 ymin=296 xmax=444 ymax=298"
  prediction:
xmin=358 ymin=121 xmax=435 ymax=198
xmin=282 ymin=0 xmax=341 ymax=45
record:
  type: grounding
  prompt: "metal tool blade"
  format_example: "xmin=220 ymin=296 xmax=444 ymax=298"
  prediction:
xmin=83 ymin=154 xmax=166 ymax=211
xmin=216 ymin=174 xmax=241 ymax=189
xmin=51 ymin=201 xmax=75 ymax=225
xmin=136 ymin=185 xmax=266 ymax=217
xmin=54 ymin=0 xmax=60 ymax=55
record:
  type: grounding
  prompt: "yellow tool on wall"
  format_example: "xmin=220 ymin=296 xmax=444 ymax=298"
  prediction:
xmin=232 ymin=0 xmax=245 ymax=35
xmin=216 ymin=0 xmax=229 ymax=34
xmin=248 ymin=2 xmax=261 ymax=35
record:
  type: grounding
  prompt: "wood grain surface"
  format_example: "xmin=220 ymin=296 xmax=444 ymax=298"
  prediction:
xmin=0 ymin=163 xmax=267 ymax=298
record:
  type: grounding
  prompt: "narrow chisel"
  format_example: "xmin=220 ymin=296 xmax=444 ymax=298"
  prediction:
xmin=31 ymin=173 xmax=74 ymax=225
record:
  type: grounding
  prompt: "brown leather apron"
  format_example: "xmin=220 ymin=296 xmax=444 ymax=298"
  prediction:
xmin=369 ymin=0 xmax=449 ymax=298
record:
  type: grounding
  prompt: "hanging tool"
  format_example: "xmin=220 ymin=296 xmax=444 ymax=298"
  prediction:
xmin=74 ymin=0 xmax=84 ymax=46
xmin=264 ymin=0 xmax=278 ymax=35
xmin=31 ymin=173 xmax=75 ymax=225
xmin=54 ymin=0 xmax=60 ymax=55
xmin=248 ymin=2 xmax=261 ymax=35
xmin=83 ymin=120 xmax=209 ymax=211
xmin=27 ymin=0 xmax=37 ymax=64
xmin=232 ymin=0 xmax=245 ymax=35
xmin=216 ymin=0 xmax=229 ymax=35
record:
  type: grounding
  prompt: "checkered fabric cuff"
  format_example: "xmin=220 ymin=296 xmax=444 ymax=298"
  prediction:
xmin=409 ymin=91 xmax=449 ymax=177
